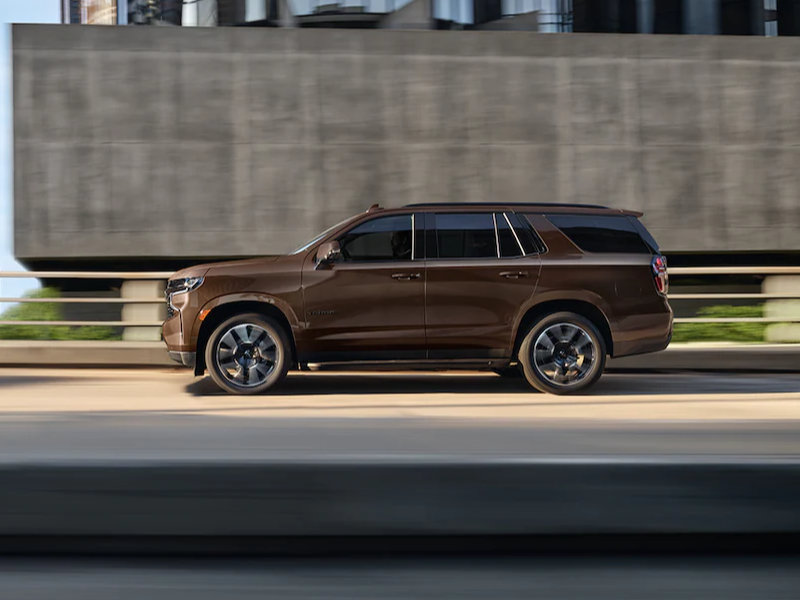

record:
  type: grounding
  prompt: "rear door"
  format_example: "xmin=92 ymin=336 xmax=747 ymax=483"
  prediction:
xmin=424 ymin=212 xmax=541 ymax=359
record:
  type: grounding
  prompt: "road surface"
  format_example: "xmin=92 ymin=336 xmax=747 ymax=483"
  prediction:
xmin=1 ymin=368 xmax=799 ymax=420
xmin=0 ymin=369 xmax=798 ymax=461
xmin=1 ymin=556 xmax=799 ymax=599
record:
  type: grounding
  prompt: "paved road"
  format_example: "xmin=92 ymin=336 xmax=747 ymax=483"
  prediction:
xmin=0 ymin=369 xmax=799 ymax=462
xmin=1 ymin=556 xmax=799 ymax=599
xmin=1 ymin=368 xmax=799 ymax=420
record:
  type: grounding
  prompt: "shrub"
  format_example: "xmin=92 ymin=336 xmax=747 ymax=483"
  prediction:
xmin=0 ymin=287 xmax=120 ymax=340
xmin=671 ymin=304 xmax=765 ymax=343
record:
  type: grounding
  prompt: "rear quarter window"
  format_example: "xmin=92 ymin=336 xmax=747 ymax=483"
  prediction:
xmin=545 ymin=214 xmax=652 ymax=254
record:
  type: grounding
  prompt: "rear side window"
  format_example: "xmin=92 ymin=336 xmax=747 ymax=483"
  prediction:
xmin=545 ymin=214 xmax=652 ymax=254
xmin=434 ymin=213 xmax=496 ymax=259
xmin=507 ymin=213 xmax=544 ymax=254
xmin=496 ymin=215 xmax=522 ymax=258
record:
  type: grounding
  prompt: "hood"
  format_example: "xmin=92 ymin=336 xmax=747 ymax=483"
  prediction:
xmin=169 ymin=256 xmax=280 ymax=280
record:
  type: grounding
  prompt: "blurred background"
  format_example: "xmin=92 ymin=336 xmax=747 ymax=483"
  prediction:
xmin=3 ymin=0 xmax=800 ymax=345
xmin=1 ymin=1 xmax=800 ymax=598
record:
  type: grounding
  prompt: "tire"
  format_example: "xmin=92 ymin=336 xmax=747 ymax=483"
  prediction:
xmin=518 ymin=311 xmax=607 ymax=395
xmin=205 ymin=313 xmax=290 ymax=395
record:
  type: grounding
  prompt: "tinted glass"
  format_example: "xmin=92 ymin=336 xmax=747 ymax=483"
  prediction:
xmin=434 ymin=213 xmax=497 ymax=259
xmin=633 ymin=218 xmax=660 ymax=253
xmin=546 ymin=214 xmax=651 ymax=254
xmin=508 ymin=213 xmax=543 ymax=254
xmin=338 ymin=215 xmax=413 ymax=261
xmin=497 ymin=214 xmax=522 ymax=258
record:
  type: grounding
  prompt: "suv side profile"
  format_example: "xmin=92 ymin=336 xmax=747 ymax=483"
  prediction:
xmin=163 ymin=203 xmax=672 ymax=395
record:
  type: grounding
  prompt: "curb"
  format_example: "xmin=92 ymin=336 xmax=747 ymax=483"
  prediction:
xmin=1 ymin=460 xmax=799 ymax=542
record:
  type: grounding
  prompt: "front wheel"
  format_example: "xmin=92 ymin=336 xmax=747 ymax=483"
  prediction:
xmin=518 ymin=312 xmax=606 ymax=395
xmin=205 ymin=313 xmax=290 ymax=395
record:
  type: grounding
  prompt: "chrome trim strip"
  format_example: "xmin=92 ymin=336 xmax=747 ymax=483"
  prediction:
xmin=503 ymin=212 xmax=526 ymax=256
xmin=492 ymin=213 xmax=500 ymax=258
xmin=411 ymin=213 xmax=416 ymax=261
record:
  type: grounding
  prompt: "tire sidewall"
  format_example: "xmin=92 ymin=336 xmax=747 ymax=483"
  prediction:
xmin=519 ymin=312 xmax=607 ymax=395
xmin=205 ymin=313 xmax=290 ymax=395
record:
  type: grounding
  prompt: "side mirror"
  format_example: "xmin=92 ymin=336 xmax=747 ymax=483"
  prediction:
xmin=315 ymin=241 xmax=341 ymax=268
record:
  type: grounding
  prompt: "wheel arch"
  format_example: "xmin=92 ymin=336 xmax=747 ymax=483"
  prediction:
xmin=194 ymin=300 xmax=298 ymax=376
xmin=513 ymin=299 xmax=614 ymax=360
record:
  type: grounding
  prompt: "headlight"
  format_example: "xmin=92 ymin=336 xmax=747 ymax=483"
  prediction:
xmin=166 ymin=277 xmax=204 ymax=313
xmin=166 ymin=277 xmax=204 ymax=294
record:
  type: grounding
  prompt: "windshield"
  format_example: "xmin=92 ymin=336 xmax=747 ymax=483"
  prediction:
xmin=289 ymin=216 xmax=355 ymax=255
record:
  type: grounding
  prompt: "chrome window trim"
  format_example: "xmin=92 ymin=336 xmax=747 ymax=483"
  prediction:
xmin=492 ymin=213 xmax=500 ymax=258
xmin=503 ymin=212 xmax=526 ymax=256
xmin=411 ymin=213 xmax=416 ymax=261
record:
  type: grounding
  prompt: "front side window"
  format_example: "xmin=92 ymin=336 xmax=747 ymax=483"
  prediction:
xmin=338 ymin=214 xmax=413 ymax=262
xmin=433 ymin=213 xmax=497 ymax=259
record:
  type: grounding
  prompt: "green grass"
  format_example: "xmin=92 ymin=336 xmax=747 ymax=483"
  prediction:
xmin=671 ymin=304 xmax=766 ymax=343
xmin=0 ymin=287 xmax=120 ymax=340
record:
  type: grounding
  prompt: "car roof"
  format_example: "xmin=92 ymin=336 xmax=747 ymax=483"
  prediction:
xmin=387 ymin=202 xmax=643 ymax=217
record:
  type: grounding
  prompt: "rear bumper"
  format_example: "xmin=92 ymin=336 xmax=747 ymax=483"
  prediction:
xmin=612 ymin=303 xmax=673 ymax=358
xmin=168 ymin=351 xmax=196 ymax=368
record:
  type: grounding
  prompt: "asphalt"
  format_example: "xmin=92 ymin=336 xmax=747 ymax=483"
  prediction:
xmin=1 ymin=556 xmax=799 ymax=599
xmin=0 ymin=369 xmax=799 ymax=461
xmin=2 ymin=369 xmax=800 ymax=595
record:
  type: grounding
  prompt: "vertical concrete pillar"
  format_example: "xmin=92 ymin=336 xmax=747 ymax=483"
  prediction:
xmin=245 ymin=0 xmax=267 ymax=21
xmin=121 ymin=280 xmax=166 ymax=342
xmin=637 ymin=0 xmax=655 ymax=32
xmin=763 ymin=276 xmax=800 ymax=342
xmin=684 ymin=0 xmax=719 ymax=33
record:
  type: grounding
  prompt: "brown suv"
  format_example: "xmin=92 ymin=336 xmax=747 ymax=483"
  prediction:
xmin=163 ymin=203 xmax=672 ymax=395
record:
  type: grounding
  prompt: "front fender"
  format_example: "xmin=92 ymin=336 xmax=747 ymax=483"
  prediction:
xmin=190 ymin=292 xmax=301 ymax=346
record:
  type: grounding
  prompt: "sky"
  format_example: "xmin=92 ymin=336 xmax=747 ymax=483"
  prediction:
xmin=0 ymin=0 xmax=60 ymax=301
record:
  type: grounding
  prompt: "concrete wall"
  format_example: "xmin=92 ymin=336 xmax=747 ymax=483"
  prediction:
xmin=13 ymin=25 xmax=800 ymax=266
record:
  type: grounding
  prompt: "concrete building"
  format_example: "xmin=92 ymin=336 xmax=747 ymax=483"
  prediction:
xmin=12 ymin=24 xmax=800 ymax=271
xmin=62 ymin=0 xmax=128 ymax=25
xmin=110 ymin=0 xmax=800 ymax=34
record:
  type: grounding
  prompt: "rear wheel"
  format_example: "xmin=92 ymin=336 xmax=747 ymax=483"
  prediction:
xmin=518 ymin=312 xmax=606 ymax=395
xmin=205 ymin=313 xmax=290 ymax=395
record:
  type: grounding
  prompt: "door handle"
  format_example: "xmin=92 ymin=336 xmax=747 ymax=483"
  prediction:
xmin=391 ymin=273 xmax=421 ymax=281
xmin=499 ymin=271 xmax=529 ymax=279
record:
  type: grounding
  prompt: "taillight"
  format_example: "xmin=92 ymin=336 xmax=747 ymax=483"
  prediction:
xmin=652 ymin=255 xmax=668 ymax=295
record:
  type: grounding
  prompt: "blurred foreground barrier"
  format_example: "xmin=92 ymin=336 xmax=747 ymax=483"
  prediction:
xmin=1 ymin=268 xmax=800 ymax=364
xmin=0 ymin=270 xmax=171 ymax=343
xmin=670 ymin=266 xmax=800 ymax=343
xmin=1 ymin=459 xmax=799 ymax=543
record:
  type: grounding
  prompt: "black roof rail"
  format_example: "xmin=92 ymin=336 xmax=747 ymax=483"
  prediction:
xmin=404 ymin=202 xmax=610 ymax=209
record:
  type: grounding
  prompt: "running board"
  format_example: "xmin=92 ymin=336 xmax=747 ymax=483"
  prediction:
xmin=304 ymin=359 xmax=513 ymax=372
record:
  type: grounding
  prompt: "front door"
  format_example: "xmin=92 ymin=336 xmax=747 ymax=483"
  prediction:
xmin=301 ymin=212 xmax=426 ymax=362
xmin=424 ymin=212 xmax=541 ymax=358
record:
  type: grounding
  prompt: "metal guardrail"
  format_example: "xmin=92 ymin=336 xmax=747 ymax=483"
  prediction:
xmin=1 ymin=267 xmax=799 ymax=328
xmin=0 ymin=271 xmax=170 ymax=328
xmin=668 ymin=266 xmax=800 ymax=324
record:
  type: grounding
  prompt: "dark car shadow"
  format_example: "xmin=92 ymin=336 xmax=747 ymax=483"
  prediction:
xmin=186 ymin=372 xmax=532 ymax=397
xmin=185 ymin=371 xmax=800 ymax=398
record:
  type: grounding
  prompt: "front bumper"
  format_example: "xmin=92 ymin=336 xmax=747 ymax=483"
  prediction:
xmin=168 ymin=351 xmax=196 ymax=368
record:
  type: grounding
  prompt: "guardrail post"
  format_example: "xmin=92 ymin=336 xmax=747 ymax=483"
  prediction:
xmin=121 ymin=279 xmax=166 ymax=341
xmin=763 ymin=276 xmax=800 ymax=343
